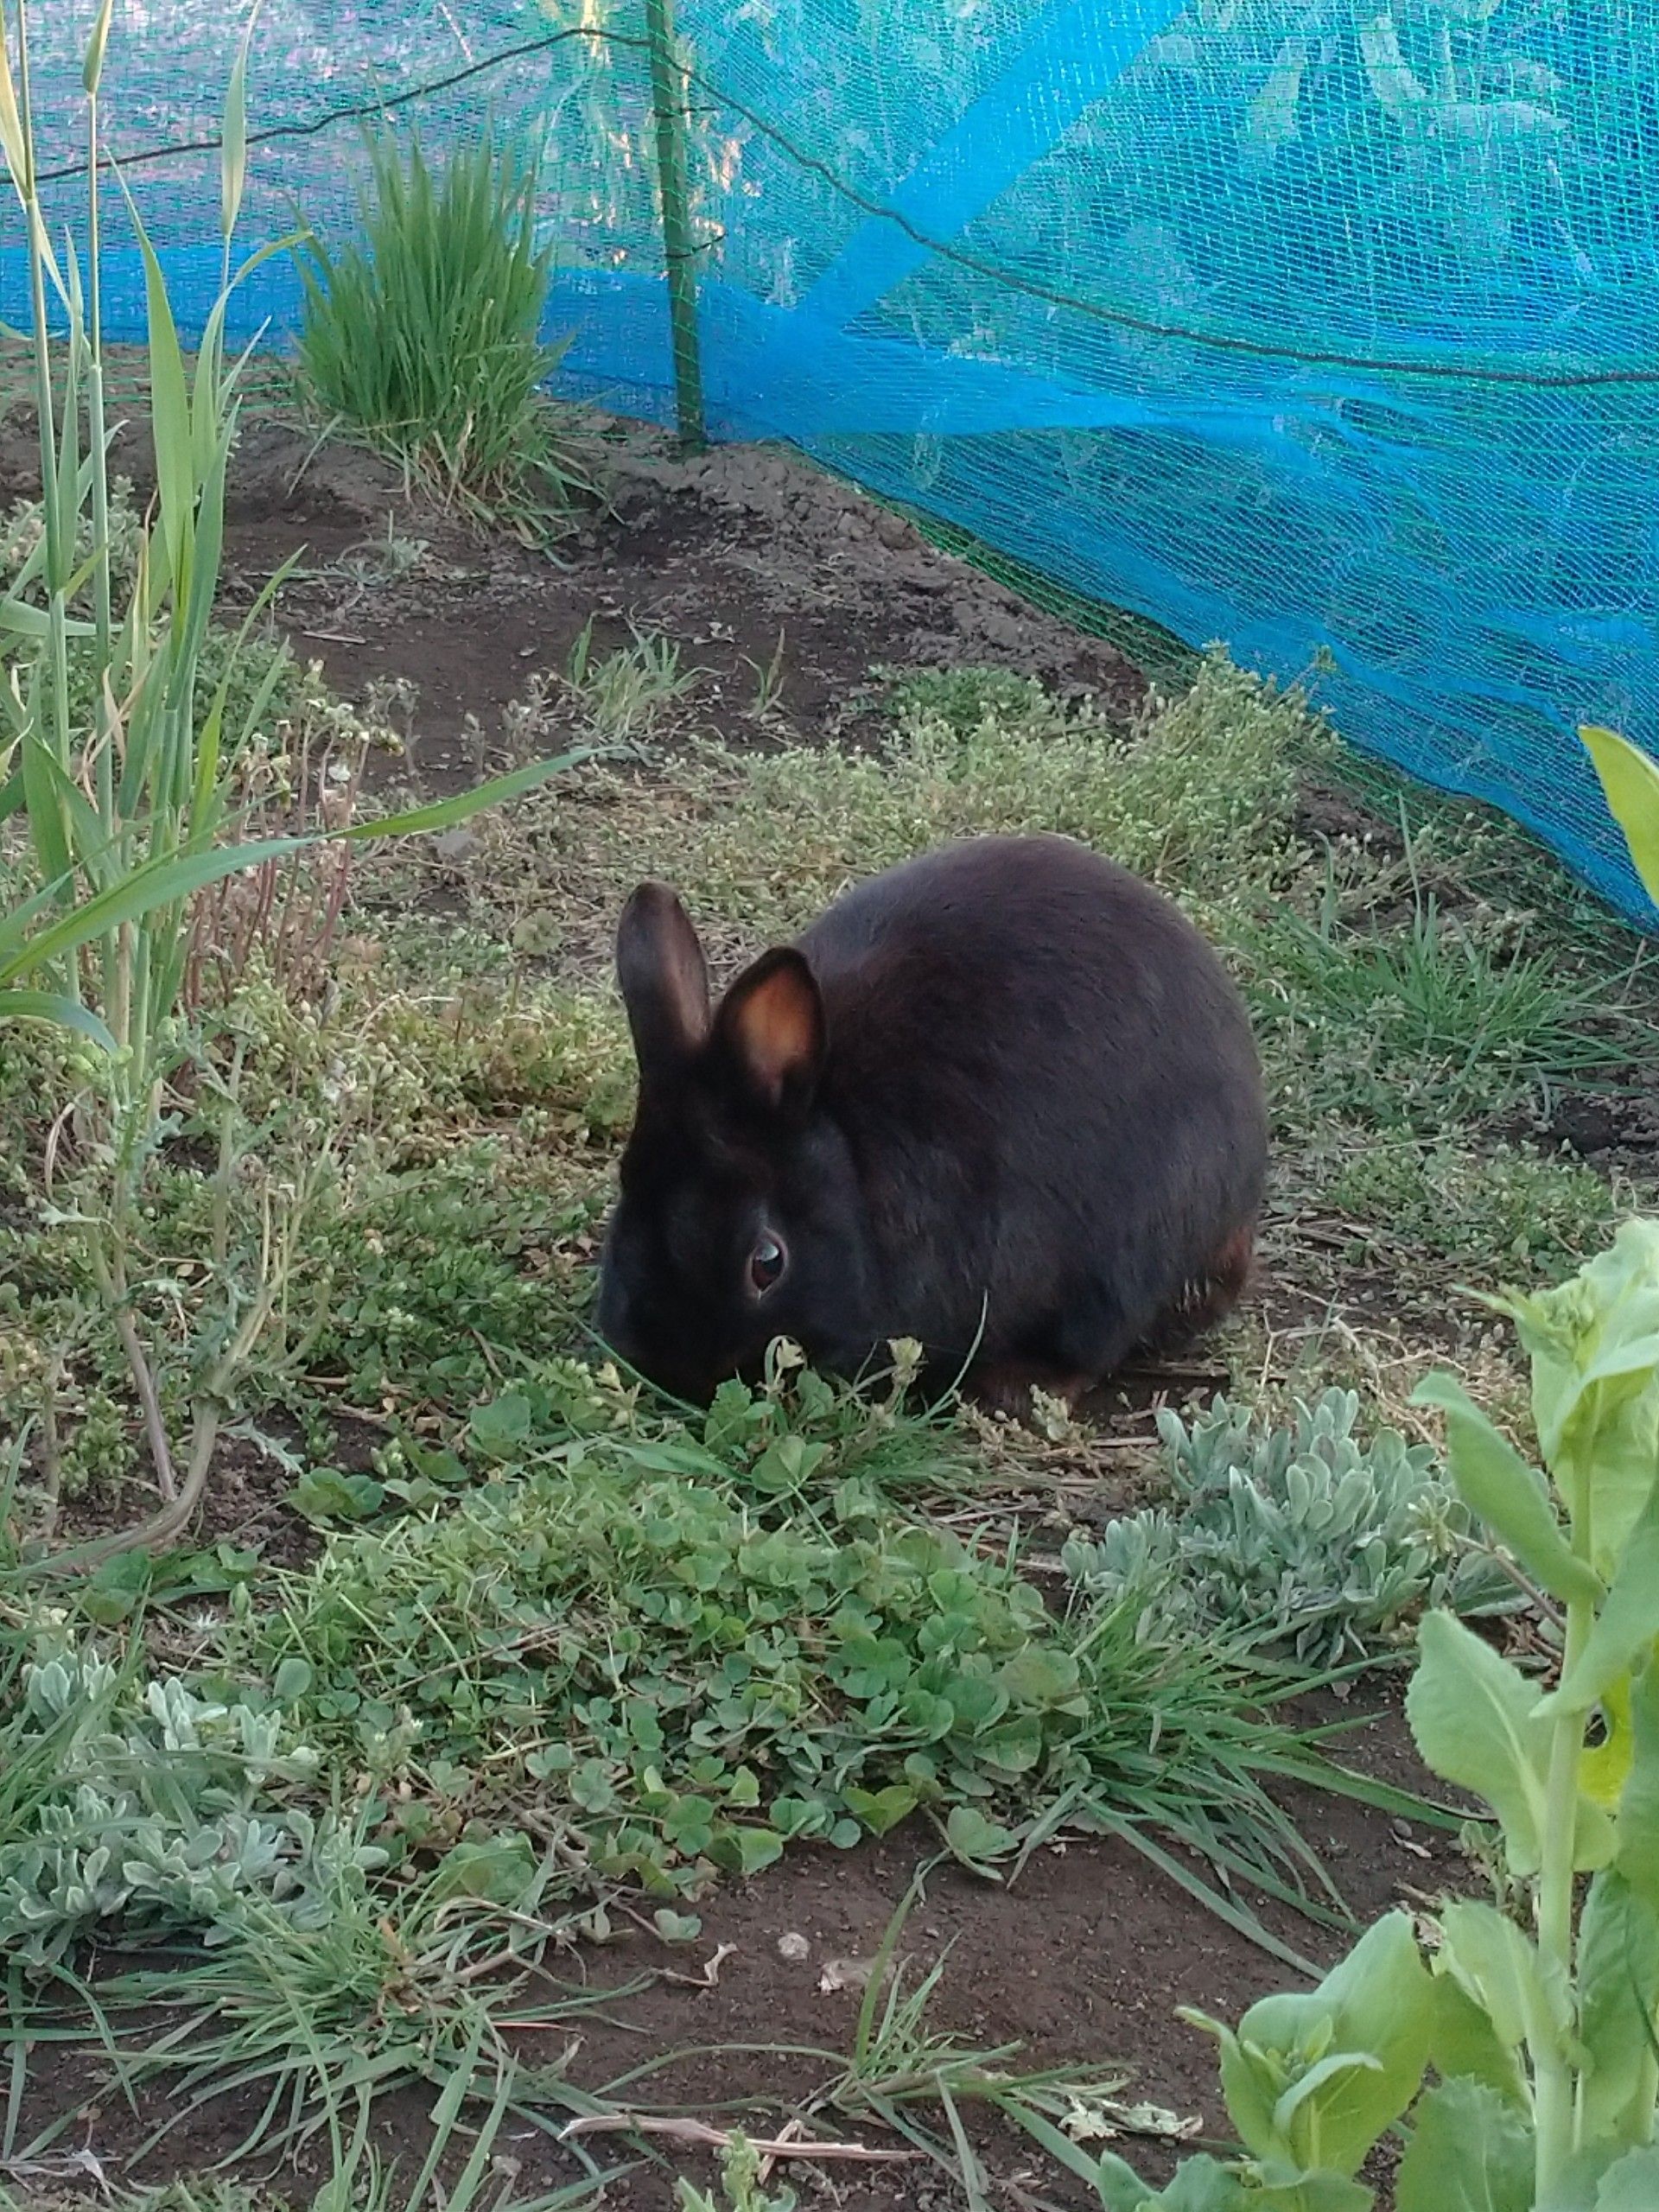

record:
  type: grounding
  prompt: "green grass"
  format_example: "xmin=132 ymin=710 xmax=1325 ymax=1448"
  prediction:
xmin=1252 ymin=886 xmax=1632 ymax=1132
xmin=562 ymin=621 xmax=703 ymax=742
xmin=1324 ymin=1137 xmax=1620 ymax=1275
xmin=293 ymin=126 xmax=595 ymax=531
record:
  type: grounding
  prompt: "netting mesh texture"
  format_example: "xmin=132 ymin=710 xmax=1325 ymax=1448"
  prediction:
xmin=8 ymin=0 xmax=1657 ymax=925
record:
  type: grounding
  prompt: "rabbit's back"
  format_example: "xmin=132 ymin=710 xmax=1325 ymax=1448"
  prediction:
xmin=798 ymin=835 xmax=1265 ymax=1386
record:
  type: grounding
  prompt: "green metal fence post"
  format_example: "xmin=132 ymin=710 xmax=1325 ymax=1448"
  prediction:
xmin=644 ymin=0 xmax=707 ymax=452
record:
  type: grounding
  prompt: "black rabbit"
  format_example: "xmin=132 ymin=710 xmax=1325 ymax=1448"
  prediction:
xmin=596 ymin=834 xmax=1267 ymax=1410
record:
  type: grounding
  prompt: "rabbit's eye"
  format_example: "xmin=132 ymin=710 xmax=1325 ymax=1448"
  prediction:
xmin=749 ymin=1233 xmax=787 ymax=1295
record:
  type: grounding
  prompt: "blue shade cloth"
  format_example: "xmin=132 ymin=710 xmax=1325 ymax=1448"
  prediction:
xmin=8 ymin=0 xmax=1656 ymax=925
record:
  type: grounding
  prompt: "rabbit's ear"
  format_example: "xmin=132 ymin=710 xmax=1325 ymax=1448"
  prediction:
xmin=714 ymin=948 xmax=825 ymax=1114
xmin=616 ymin=883 xmax=711 ymax=1071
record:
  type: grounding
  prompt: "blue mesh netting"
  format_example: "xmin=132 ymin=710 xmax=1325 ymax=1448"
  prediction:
xmin=7 ymin=1 xmax=1658 ymax=925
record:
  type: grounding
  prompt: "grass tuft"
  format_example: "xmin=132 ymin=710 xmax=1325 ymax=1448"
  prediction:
xmin=294 ymin=126 xmax=595 ymax=531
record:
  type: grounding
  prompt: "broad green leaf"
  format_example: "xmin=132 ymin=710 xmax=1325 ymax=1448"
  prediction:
xmin=652 ymin=1909 xmax=701 ymax=1943
xmin=1272 ymin=2052 xmax=1384 ymax=2144
xmin=995 ymin=1643 xmax=1084 ymax=1707
xmin=943 ymin=1803 xmax=1015 ymax=1872
xmin=1537 ymin=2145 xmax=1628 ymax=2212
xmin=1181 ymin=2011 xmax=1279 ymax=2164
xmin=467 ymin=1391 xmax=532 ymax=1460
xmin=22 ymin=729 xmax=104 ymax=887
xmin=728 ymin=1825 xmax=785 ymax=1876
xmin=1407 ymin=1610 xmax=1611 ymax=1875
xmin=79 ymin=1549 xmax=155 ymax=1625
xmin=121 ymin=188 xmax=194 ymax=600
xmin=1542 ymin=1477 xmax=1659 ymax=1717
xmin=1008 ymin=2131 xmax=1247 ymax=2212
xmin=288 ymin=1467 xmax=384 ymax=1523
xmin=0 ymin=988 xmax=118 ymax=1052
xmin=843 ymin=1783 xmax=918 ymax=1836
xmin=1577 ymin=1870 xmax=1659 ymax=2152
xmin=1428 ymin=1972 xmax=1529 ymax=2107
xmin=1437 ymin=1898 xmax=1570 ymax=2063
xmin=1414 ymin=1372 xmax=1600 ymax=1606
xmin=1494 ymin=1224 xmax=1659 ymax=1576
xmin=1395 ymin=2077 xmax=1533 ymax=2212
xmin=1150 ymin=2167 xmax=1256 ymax=2212
xmin=1596 ymin=2147 xmax=1659 ymax=2209
xmin=1581 ymin=1675 xmax=1635 ymax=1812
xmin=424 ymin=1832 xmax=537 ymax=1907
xmin=15 ymin=735 xmax=67 ymax=889
xmin=1251 ymin=2171 xmax=1373 ymax=2212
xmin=1221 ymin=1914 xmax=1434 ymax=2176
xmin=176 ymin=423 xmax=232 ymax=675
xmin=1584 ymin=725 xmax=1659 ymax=907
xmin=1153 ymin=2160 xmax=1254 ymax=2210
xmin=0 ymin=593 xmax=92 ymax=640
xmin=1616 ymin=1656 xmax=1659 ymax=1909
xmin=272 ymin=1657 xmax=314 ymax=1702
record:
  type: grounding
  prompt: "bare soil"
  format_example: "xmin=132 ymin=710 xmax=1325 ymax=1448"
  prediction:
xmin=218 ymin=422 xmax=1146 ymax=769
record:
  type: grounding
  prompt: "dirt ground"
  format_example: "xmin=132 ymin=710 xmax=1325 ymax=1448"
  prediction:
xmin=2 ymin=413 xmax=1452 ymax=2209
xmin=238 ymin=431 xmax=1142 ymax=780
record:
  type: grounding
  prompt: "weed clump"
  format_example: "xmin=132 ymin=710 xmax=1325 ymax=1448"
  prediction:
xmin=294 ymin=125 xmax=594 ymax=531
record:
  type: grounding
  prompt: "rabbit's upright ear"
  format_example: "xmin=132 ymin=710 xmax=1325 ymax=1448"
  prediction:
xmin=714 ymin=948 xmax=825 ymax=1115
xmin=616 ymin=883 xmax=712 ymax=1072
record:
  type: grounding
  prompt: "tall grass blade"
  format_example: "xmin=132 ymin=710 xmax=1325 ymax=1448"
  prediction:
xmin=79 ymin=0 xmax=114 ymax=99
xmin=220 ymin=3 xmax=260 ymax=243
xmin=0 ymin=989 xmax=117 ymax=1050
xmin=0 ymin=5 xmax=26 ymax=183
xmin=121 ymin=182 xmax=194 ymax=600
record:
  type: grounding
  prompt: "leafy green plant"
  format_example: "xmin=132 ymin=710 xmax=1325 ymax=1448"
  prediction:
xmin=228 ymin=1357 xmax=1366 ymax=1949
xmin=0 ymin=1628 xmax=626 ymax=2171
xmin=293 ymin=123 xmax=593 ymax=529
xmin=674 ymin=2138 xmax=795 ymax=2212
xmin=1033 ymin=1219 xmax=1659 ymax=2209
xmin=1064 ymin=1389 xmax=1516 ymax=1663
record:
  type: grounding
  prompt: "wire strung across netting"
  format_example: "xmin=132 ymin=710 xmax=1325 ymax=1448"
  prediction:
xmin=7 ymin=0 xmax=1657 ymax=928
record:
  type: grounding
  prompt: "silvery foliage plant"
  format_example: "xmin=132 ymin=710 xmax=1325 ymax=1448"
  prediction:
xmin=0 ymin=1647 xmax=384 ymax=1965
xmin=1064 ymin=1389 xmax=1516 ymax=1662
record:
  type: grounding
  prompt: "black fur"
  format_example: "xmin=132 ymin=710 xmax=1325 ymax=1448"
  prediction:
xmin=596 ymin=834 xmax=1268 ymax=1406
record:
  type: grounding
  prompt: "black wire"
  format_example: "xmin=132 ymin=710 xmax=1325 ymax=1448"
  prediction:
xmin=26 ymin=21 xmax=1659 ymax=391
xmin=31 ymin=25 xmax=620 ymax=180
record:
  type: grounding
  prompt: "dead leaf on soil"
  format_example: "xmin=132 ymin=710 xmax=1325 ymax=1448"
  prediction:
xmin=558 ymin=2114 xmax=911 ymax=2163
